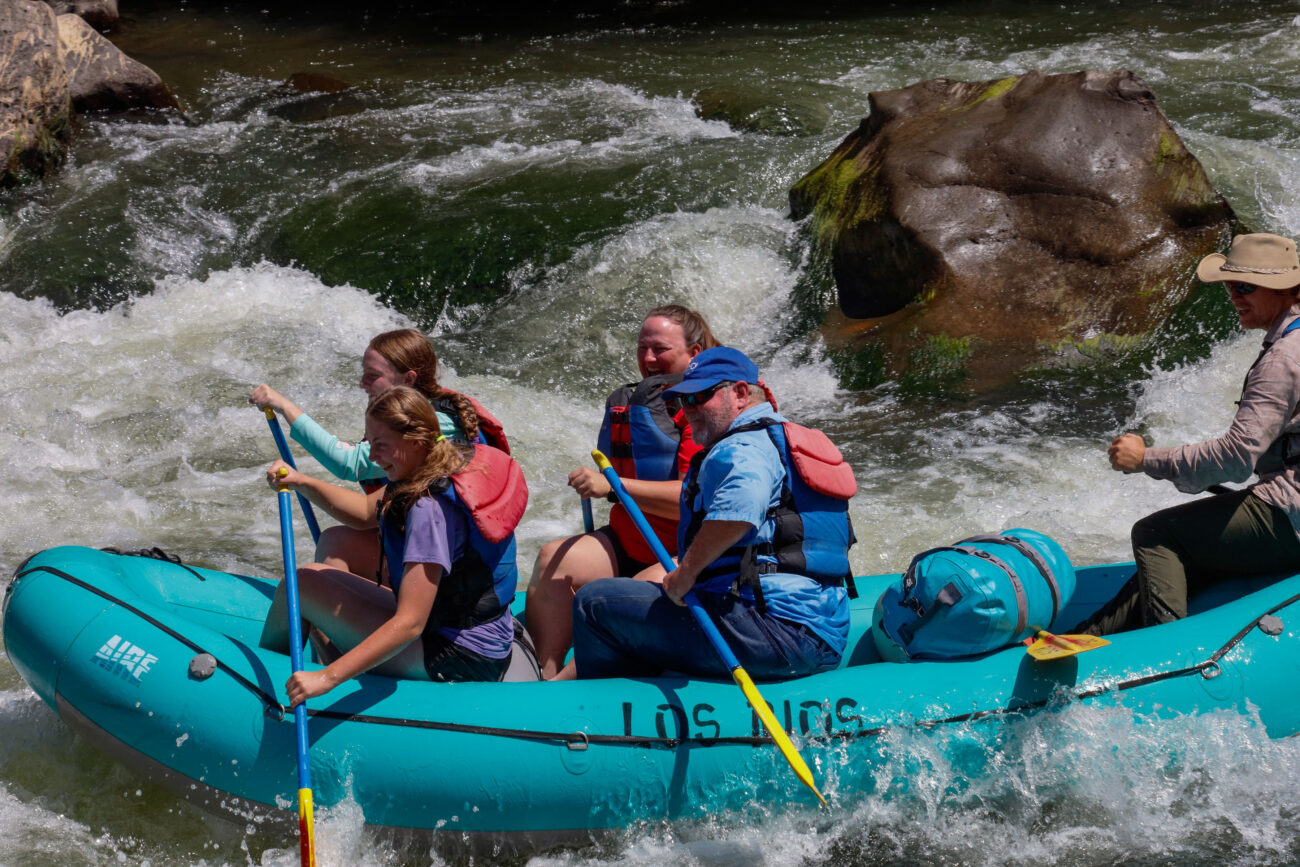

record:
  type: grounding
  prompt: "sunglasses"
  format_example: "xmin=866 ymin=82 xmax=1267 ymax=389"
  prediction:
xmin=680 ymin=381 xmax=732 ymax=407
xmin=1225 ymin=281 xmax=1260 ymax=296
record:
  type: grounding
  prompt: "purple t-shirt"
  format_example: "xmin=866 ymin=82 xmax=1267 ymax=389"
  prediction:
xmin=382 ymin=494 xmax=513 ymax=660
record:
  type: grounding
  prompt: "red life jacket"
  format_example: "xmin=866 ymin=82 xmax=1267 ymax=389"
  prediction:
xmin=448 ymin=442 xmax=528 ymax=543
xmin=596 ymin=374 xmax=698 ymax=563
xmin=436 ymin=389 xmax=511 ymax=455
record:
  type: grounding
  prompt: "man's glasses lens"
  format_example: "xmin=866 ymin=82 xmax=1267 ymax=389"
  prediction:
xmin=1226 ymin=281 xmax=1259 ymax=296
xmin=683 ymin=382 xmax=730 ymax=407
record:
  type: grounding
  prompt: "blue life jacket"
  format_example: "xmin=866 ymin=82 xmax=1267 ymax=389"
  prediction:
xmin=596 ymin=373 xmax=685 ymax=483
xmin=381 ymin=444 xmax=526 ymax=630
xmin=420 ymin=487 xmax=518 ymax=630
xmin=679 ymin=416 xmax=856 ymax=610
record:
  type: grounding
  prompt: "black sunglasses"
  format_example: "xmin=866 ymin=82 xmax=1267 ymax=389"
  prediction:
xmin=680 ymin=381 xmax=732 ymax=407
xmin=1225 ymin=281 xmax=1260 ymax=296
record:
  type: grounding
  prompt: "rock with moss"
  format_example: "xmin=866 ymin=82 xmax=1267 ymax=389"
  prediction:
xmin=790 ymin=69 xmax=1237 ymax=390
xmin=1 ymin=0 xmax=71 ymax=186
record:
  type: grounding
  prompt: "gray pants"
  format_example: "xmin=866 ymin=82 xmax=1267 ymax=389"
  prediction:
xmin=1077 ymin=488 xmax=1300 ymax=635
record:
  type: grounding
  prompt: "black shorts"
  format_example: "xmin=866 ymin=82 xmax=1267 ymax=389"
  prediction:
xmin=422 ymin=630 xmax=510 ymax=682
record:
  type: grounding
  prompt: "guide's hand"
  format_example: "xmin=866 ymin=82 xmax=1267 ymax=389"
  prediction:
xmin=1108 ymin=433 xmax=1146 ymax=474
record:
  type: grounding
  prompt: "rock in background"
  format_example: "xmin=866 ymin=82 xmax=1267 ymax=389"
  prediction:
xmin=1 ymin=0 xmax=70 ymax=185
xmin=1 ymin=0 xmax=174 ymax=186
xmin=58 ymin=11 xmax=175 ymax=112
xmin=44 ymin=0 xmax=117 ymax=31
xmin=790 ymin=69 xmax=1238 ymax=391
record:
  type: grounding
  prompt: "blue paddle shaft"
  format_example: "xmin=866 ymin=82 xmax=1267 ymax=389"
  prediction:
xmin=266 ymin=413 xmax=322 ymax=544
xmin=594 ymin=463 xmax=742 ymax=673
xmin=581 ymin=497 xmax=594 ymax=534
xmin=277 ymin=488 xmax=313 ymax=792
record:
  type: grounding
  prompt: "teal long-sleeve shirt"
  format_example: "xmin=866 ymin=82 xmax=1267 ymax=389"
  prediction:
xmin=289 ymin=410 xmax=464 ymax=483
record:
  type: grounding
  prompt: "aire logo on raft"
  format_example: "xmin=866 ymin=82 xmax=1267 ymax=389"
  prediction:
xmin=93 ymin=635 xmax=158 ymax=683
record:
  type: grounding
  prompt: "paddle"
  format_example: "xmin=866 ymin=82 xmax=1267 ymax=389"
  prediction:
xmin=590 ymin=449 xmax=829 ymax=807
xmin=581 ymin=496 xmax=595 ymax=534
xmin=274 ymin=468 xmax=318 ymax=867
xmin=264 ymin=408 xmax=322 ymax=544
xmin=1024 ymin=628 xmax=1110 ymax=661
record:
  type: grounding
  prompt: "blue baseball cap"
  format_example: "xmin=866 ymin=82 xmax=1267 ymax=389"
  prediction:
xmin=663 ymin=347 xmax=760 ymax=397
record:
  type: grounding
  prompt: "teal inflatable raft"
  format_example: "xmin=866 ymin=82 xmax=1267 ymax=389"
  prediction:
xmin=4 ymin=545 xmax=1300 ymax=843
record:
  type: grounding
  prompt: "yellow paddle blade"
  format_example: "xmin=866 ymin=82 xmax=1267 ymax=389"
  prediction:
xmin=297 ymin=788 xmax=316 ymax=867
xmin=1026 ymin=629 xmax=1110 ymax=661
xmin=732 ymin=667 xmax=828 ymax=807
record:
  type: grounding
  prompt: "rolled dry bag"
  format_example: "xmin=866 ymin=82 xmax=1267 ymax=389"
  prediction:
xmin=874 ymin=528 xmax=1075 ymax=660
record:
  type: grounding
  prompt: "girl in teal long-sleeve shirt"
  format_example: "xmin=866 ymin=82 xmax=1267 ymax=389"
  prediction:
xmin=251 ymin=328 xmax=471 ymax=582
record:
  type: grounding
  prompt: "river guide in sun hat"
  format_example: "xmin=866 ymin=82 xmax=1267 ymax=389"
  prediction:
xmin=1197 ymin=232 xmax=1300 ymax=290
xmin=1074 ymin=231 xmax=1300 ymax=639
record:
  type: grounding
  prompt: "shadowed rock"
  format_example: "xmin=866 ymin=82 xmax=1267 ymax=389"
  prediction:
xmin=269 ymin=72 xmax=368 ymax=123
xmin=1 ymin=0 xmax=70 ymax=185
xmin=44 ymin=0 xmax=117 ymax=31
xmin=790 ymin=69 xmax=1237 ymax=390
xmin=58 ymin=12 xmax=177 ymax=112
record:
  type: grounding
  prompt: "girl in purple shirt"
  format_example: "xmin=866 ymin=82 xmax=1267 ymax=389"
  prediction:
xmin=260 ymin=386 xmax=513 ymax=706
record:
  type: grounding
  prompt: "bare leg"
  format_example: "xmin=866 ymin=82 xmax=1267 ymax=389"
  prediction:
xmin=260 ymin=564 xmax=428 ymax=679
xmin=631 ymin=562 xmax=667 ymax=584
xmin=525 ymin=531 xmax=620 ymax=679
xmin=314 ymin=525 xmax=384 ymax=584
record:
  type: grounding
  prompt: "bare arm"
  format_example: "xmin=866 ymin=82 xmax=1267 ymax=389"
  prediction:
xmin=567 ymin=467 xmax=683 ymax=520
xmin=662 ymin=519 xmax=752 ymax=605
xmin=285 ymin=562 xmax=441 ymax=705
xmin=266 ymin=460 xmax=380 ymax=529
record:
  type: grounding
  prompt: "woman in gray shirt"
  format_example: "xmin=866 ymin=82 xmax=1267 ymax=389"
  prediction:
xmin=1079 ymin=233 xmax=1300 ymax=635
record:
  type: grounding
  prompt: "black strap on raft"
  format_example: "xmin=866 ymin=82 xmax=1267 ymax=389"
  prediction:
xmin=99 ymin=546 xmax=206 ymax=582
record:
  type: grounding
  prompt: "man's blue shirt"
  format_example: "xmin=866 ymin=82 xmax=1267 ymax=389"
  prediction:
xmin=687 ymin=402 xmax=850 ymax=654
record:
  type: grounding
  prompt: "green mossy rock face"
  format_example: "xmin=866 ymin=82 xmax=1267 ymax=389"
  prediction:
xmin=790 ymin=70 xmax=1238 ymax=391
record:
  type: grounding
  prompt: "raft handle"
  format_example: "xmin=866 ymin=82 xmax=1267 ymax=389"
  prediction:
xmin=565 ymin=731 xmax=590 ymax=752
xmin=1200 ymin=661 xmax=1221 ymax=680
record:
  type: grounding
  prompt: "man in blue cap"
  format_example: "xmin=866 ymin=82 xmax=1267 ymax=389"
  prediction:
xmin=570 ymin=346 xmax=855 ymax=681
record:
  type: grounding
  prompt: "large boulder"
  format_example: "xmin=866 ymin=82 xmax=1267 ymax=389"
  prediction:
xmin=57 ymin=12 xmax=176 ymax=112
xmin=1 ymin=0 xmax=70 ymax=185
xmin=44 ymin=0 xmax=117 ymax=31
xmin=790 ymin=69 xmax=1237 ymax=389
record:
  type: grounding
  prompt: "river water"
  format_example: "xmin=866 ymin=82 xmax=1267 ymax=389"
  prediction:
xmin=2 ymin=0 xmax=1299 ymax=864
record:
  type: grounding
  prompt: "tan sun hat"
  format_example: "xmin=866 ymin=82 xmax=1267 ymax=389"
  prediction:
xmin=1197 ymin=233 xmax=1300 ymax=290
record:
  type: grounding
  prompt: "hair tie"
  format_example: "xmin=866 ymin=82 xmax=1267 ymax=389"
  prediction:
xmin=435 ymin=434 xmax=447 ymax=444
